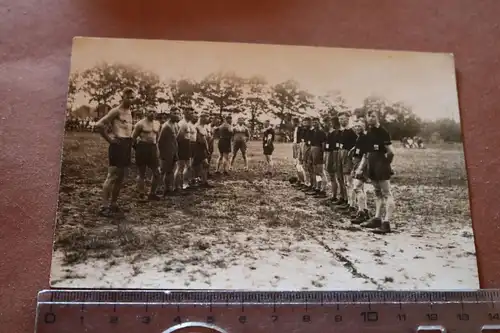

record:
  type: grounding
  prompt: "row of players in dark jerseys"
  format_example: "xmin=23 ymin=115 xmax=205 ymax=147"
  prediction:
xmin=289 ymin=111 xmax=396 ymax=235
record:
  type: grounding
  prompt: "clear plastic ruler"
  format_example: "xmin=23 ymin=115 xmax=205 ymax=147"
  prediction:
xmin=35 ymin=289 xmax=500 ymax=333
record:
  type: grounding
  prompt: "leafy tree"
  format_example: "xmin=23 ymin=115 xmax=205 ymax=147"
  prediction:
xmin=363 ymin=96 xmax=388 ymax=118
xmin=384 ymin=102 xmax=422 ymax=139
xmin=318 ymin=90 xmax=348 ymax=122
xmin=269 ymin=80 xmax=314 ymax=128
xmin=67 ymin=72 xmax=80 ymax=111
xmin=355 ymin=96 xmax=423 ymax=140
xmin=79 ymin=62 xmax=164 ymax=114
xmin=420 ymin=118 xmax=462 ymax=142
xmin=243 ymin=76 xmax=269 ymax=134
xmin=198 ymin=72 xmax=245 ymax=116
xmin=356 ymin=96 xmax=391 ymax=128
xmin=163 ymin=79 xmax=204 ymax=111
xmin=353 ymin=107 xmax=366 ymax=119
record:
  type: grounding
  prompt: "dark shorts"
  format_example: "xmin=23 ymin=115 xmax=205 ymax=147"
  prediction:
xmin=218 ymin=139 xmax=231 ymax=154
xmin=303 ymin=145 xmax=312 ymax=166
xmin=134 ymin=141 xmax=158 ymax=169
xmin=177 ymin=139 xmax=191 ymax=161
xmin=292 ymin=143 xmax=300 ymax=159
xmin=193 ymin=142 xmax=209 ymax=166
xmin=351 ymin=156 xmax=368 ymax=181
xmin=367 ymin=152 xmax=392 ymax=181
xmin=232 ymin=140 xmax=247 ymax=153
xmin=160 ymin=154 xmax=177 ymax=174
xmin=325 ymin=150 xmax=339 ymax=174
xmin=190 ymin=141 xmax=197 ymax=158
xmin=108 ymin=138 xmax=133 ymax=168
xmin=338 ymin=149 xmax=353 ymax=175
xmin=208 ymin=138 xmax=214 ymax=155
xmin=298 ymin=142 xmax=306 ymax=164
xmin=263 ymin=143 xmax=274 ymax=156
xmin=310 ymin=146 xmax=324 ymax=165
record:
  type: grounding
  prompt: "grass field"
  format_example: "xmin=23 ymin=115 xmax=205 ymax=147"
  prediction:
xmin=50 ymin=132 xmax=479 ymax=290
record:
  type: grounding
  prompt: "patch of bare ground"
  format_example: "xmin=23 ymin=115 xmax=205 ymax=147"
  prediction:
xmin=51 ymin=134 xmax=478 ymax=289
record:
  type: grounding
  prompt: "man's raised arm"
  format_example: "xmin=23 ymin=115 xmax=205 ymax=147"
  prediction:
xmin=94 ymin=109 xmax=119 ymax=144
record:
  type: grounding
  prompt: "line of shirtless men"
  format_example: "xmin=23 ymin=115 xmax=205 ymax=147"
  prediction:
xmin=290 ymin=111 xmax=396 ymax=235
xmin=93 ymin=88 xmax=276 ymax=218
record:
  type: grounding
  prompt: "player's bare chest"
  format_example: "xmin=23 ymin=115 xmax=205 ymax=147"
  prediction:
xmin=115 ymin=112 xmax=133 ymax=127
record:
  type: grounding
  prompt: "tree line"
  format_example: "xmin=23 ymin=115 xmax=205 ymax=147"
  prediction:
xmin=67 ymin=62 xmax=462 ymax=142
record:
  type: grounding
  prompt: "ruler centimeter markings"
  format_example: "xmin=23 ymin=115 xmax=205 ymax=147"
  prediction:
xmin=36 ymin=290 xmax=500 ymax=333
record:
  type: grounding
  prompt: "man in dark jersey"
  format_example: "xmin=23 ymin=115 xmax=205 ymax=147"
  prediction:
xmin=297 ymin=118 xmax=310 ymax=190
xmin=300 ymin=118 xmax=314 ymax=192
xmin=324 ymin=116 xmax=341 ymax=202
xmin=306 ymin=117 xmax=327 ymax=197
xmin=131 ymin=109 xmax=161 ymax=201
xmin=336 ymin=112 xmax=358 ymax=214
xmin=262 ymin=120 xmax=276 ymax=176
xmin=291 ymin=117 xmax=305 ymax=186
xmin=215 ymin=115 xmax=233 ymax=175
xmin=158 ymin=108 xmax=180 ymax=197
xmin=350 ymin=120 xmax=371 ymax=224
xmin=357 ymin=110 xmax=395 ymax=234
xmin=94 ymin=87 xmax=136 ymax=217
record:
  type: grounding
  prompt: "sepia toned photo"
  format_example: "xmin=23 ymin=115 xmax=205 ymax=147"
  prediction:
xmin=50 ymin=37 xmax=479 ymax=290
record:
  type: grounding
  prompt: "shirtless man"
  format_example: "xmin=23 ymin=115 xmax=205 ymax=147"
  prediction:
xmin=193 ymin=114 xmax=214 ymax=187
xmin=206 ymin=117 xmax=219 ymax=177
xmin=215 ymin=116 xmax=233 ymax=175
xmin=188 ymin=114 xmax=199 ymax=185
xmin=132 ymin=109 xmax=161 ymax=201
xmin=94 ymin=88 xmax=136 ymax=217
xmin=158 ymin=108 xmax=180 ymax=197
xmin=230 ymin=117 xmax=251 ymax=170
xmin=174 ymin=109 xmax=194 ymax=192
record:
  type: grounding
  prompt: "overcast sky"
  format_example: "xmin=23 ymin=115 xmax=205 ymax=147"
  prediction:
xmin=71 ymin=37 xmax=461 ymax=122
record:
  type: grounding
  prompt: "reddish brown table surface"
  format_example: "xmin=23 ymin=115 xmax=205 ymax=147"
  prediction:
xmin=1 ymin=0 xmax=500 ymax=331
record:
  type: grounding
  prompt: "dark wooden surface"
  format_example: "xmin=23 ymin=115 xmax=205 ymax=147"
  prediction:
xmin=1 ymin=0 xmax=499 ymax=331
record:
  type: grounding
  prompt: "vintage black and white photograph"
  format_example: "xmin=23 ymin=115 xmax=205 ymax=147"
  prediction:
xmin=50 ymin=37 xmax=479 ymax=290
